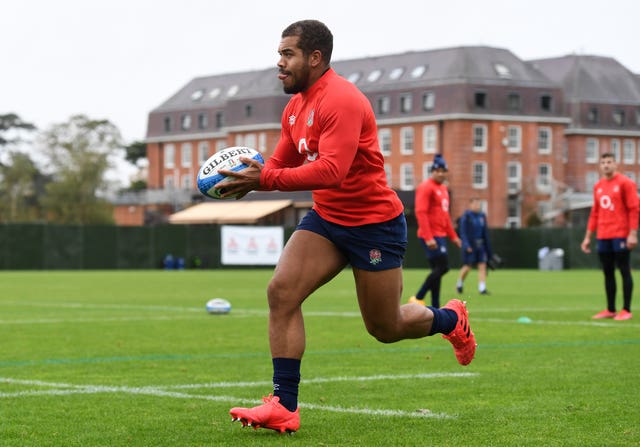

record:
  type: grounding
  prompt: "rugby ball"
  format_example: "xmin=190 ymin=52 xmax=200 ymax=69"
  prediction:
xmin=206 ymin=298 xmax=232 ymax=314
xmin=196 ymin=146 xmax=264 ymax=199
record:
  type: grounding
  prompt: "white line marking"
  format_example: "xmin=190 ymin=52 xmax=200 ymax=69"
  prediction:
xmin=166 ymin=372 xmax=478 ymax=389
xmin=0 ymin=373 xmax=476 ymax=419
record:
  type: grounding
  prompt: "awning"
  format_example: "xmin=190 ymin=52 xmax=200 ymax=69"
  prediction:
xmin=168 ymin=200 xmax=293 ymax=224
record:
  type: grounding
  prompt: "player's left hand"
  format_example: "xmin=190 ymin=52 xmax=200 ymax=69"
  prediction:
xmin=216 ymin=157 xmax=264 ymax=200
xmin=627 ymin=232 xmax=638 ymax=250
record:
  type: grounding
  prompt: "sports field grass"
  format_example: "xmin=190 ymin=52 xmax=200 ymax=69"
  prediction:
xmin=0 ymin=268 xmax=638 ymax=446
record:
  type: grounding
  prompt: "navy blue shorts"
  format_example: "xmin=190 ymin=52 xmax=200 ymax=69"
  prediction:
xmin=420 ymin=236 xmax=448 ymax=260
xmin=597 ymin=238 xmax=628 ymax=253
xmin=462 ymin=247 xmax=489 ymax=265
xmin=296 ymin=209 xmax=407 ymax=271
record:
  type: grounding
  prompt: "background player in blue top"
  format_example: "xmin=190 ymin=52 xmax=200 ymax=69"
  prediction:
xmin=456 ymin=198 xmax=492 ymax=295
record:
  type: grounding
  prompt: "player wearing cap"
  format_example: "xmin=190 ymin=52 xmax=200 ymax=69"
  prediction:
xmin=408 ymin=154 xmax=462 ymax=308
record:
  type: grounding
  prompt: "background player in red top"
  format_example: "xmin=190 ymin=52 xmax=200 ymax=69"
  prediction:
xmin=220 ymin=20 xmax=476 ymax=433
xmin=408 ymin=154 xmax=462 ymax=308
xmin=581 ymin=152 xmax=639 ymax=320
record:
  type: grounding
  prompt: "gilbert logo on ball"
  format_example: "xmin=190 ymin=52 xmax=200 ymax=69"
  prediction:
xmin=196 ymin=146 xmax=264 ymax=199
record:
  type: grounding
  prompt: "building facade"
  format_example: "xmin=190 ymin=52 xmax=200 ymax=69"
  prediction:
xmin=137 ymin=46 xmax=640 ymax=228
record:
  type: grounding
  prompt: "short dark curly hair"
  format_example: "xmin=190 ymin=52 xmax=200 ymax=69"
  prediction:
xmin=282 ymin=20 xmax=333 ymax=65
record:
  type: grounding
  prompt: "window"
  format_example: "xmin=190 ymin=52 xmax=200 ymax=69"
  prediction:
xmin=636 ymin=108 xmax=640 ymax=126
xmin=610 ymin=139 xmax=621 ymax=162
xmin=384 ymin=164 xmax=392 ymax=186
xmin=494 ymin=63 xmax=512 ymax=78
xmin=537 ymin=163 xmax=552 ymax=193
xmin=181 ymin=114 xmax=192 ymax=131
xmin=585 ymin=171 xmax=599 ymax=191
xmin=400 ymin=127 xmax=414 ymax=155
xmin=245 ymin=104 xmax=253 ymax=118
xmin=422 ymin=92 xmax=435 ymax=110
xmin=473 ymin=124 xmax=487 ymax=152
xmin=400 ymin=163 xmax=414 ymax=190
xmin=474 ymin=91 xmax=487 ymax=108
xmin=506 ymin=197 xmax=521 ymax=228
xmin=586 ymin=138 xmax=599 ymax=163
xmin=507 ymin=125 xmax=522 ymax=153
xmin=400 ymin=94 xmax=413 ymax=113
xmin=508 ymin=93 xmax=521 ymax=111
xmin=181 ymin=174 xmax=192 ymax=190
xmin=587 ymin=107 xmax=599 ymax=124
xmin=377 ymin=96 xmax=390 ymax=115
xmin=234 ymin=134 xmax=243 ymax=146
xmin=623 ymin=139 xmax=636 ymax=164
xmin=244 ymin=133 xmax=257 ymax=150
xmin=367 ymin=69 xmax=382 ymax=82
xmin=191 ymin=89 xmax=204 ymax=101
xmin=389 ymin=67 xmax=404 ymax=80
xmin=538 ymin=127 xmax=552 ymax=154
xmin=215 ymin=112 xmax=224 ymax=128
xmin=540 ymin=94 xmax=553 ymax=112
xmin=181 ymin=143 xmax=192 ymax=167
xmin=227 ymin=85 xmax=239 ymax=97
xmin=197 ymin=113 xmax=208 ymax=129
xmin=215 ymin=140 xmax=227 ymax=152
xmin=378 ymin=128 xmax=391 ymax=156
xmin=507 ymin=161 xmax=522 ymax=193
xmin=164 ymin=176 xmax=175 ymax=190
xmin=258 ymin=133 xmax=267 ymax=153
xmin=422 ymin=162 xmax=432 ymax=181
xmin=164 ymin=144 xmax=175 ymax=168
xmin=197 ymin=142 xmax=209 ymax=164
xmin=422 ymin=125 xmax=437 ymax=154
xmin=209 ymin=87 xmax=221 ymax=99
xmin=472 ymin=162 xmax=487 ymax=189
xmin=164 ymin=116 xmax=172 ymax=132
xmin=411 ymin=65 xmax=427 ymax=78
xmin=347 ymin=72 xmax=361 ymax=83
xmin=613 ymin=109 xmax=625 ymax=126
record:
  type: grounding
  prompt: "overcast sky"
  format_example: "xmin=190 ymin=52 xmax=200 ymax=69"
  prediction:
xmin=2 ymin=0 xmax=639 ymax=144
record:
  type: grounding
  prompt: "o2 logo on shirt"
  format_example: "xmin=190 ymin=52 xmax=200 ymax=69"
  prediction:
xmin=600 ymin=195 xmax=614 ymax=211
xmin=442 ymin=198 xmax=450 ymax=212
xmin=297 ymin=138 xmax=318 ymax=162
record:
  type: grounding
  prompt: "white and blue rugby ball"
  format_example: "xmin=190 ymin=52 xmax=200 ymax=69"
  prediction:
xmin=206 ymin=298 xmax=232 ymax=314
xmin=196 ymin=146 xmax=264 ymax=199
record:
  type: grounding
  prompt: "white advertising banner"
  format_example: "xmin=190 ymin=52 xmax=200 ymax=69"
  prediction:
xmin=221 ymin=225 xmax=284 ymax=265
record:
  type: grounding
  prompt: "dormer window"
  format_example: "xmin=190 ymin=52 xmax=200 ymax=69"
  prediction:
xmin=494 ymin=63 xmax=512 ymax=78
xmin=367 ymin=69 xmax=383 ymax=82
xmin=411 ymin=65 xmax=427 ymax=78
xmin=191 ymin=89 xmax=204 ymax=101
xmin=389 ymin=67 xmax=404 ymax=80
xmin=347 ymin=72 xmax=361 ymax=83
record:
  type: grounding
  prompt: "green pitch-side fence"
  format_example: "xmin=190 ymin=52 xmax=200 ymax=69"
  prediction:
xmin=1 ymin=222 xmax=636 ymax=270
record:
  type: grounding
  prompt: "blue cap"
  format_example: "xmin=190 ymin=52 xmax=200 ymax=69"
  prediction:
xmin=431 ymin=154 xmax=448 ymax=172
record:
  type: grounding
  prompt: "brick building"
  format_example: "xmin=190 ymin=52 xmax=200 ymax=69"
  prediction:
xmin=130 ymin=46 xmax=640 ymax=227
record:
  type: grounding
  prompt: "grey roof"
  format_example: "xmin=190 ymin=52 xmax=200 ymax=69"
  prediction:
xmin=333 ymin=46 xmax=556 ymax=91
xmin=530 ymin=55 xmax=640 ymax=104
xmin=151 ymin=45 xmax=557 ymax=113
xmin=151 ymin=67 xmax=284 ymax=112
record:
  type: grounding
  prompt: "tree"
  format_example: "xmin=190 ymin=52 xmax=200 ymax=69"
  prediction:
xmin=0 ymin=113 xmax=42 ymax=222
xmin=122 ymin=140 xmax=148 ymax=191
xmin=0 ymin=151 xmax=47 ymax=222
xmin=0 ymin=113 xmax=36 ymax=147
xmin=124 ymin=140 xmax=147 ymax=165
xmin=39 ymin=115 xmax=122 ymax=224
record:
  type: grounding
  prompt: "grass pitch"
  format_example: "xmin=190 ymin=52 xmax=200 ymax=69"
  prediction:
xmin=0 ymin=269 xmax=638 ymax=446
